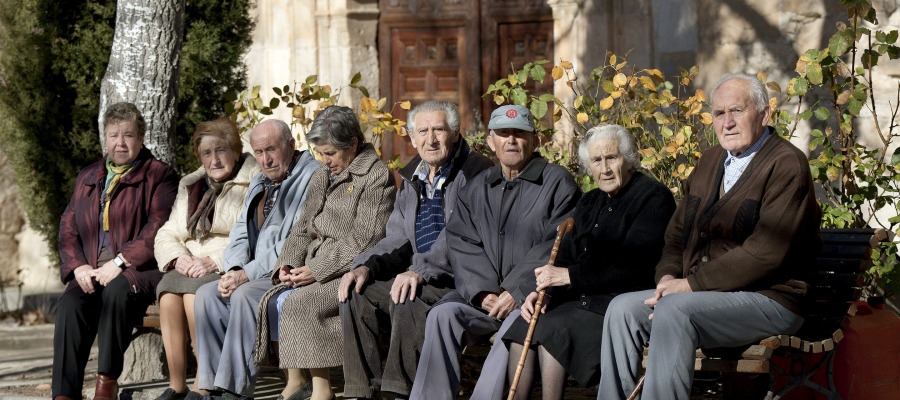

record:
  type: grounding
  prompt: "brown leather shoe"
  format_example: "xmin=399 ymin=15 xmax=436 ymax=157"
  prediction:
xmin=94 ymin=373 xmax=119 ymax=400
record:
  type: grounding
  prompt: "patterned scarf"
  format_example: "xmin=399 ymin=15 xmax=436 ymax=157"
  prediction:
xmin=102 ymin=158 xmax=134 ymax=231
xmin=187 ymin=175 xmax=224 ymax=240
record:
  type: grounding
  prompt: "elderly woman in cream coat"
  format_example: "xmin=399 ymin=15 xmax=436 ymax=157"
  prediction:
xmin=254 ymin=105 xmax=395 ymax=400
xmin=153 ymin=118 xmax=259 ymax=400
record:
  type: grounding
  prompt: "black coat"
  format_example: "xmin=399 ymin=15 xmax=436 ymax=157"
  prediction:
xmin=549 ymin=172 xmax=676 ymax=315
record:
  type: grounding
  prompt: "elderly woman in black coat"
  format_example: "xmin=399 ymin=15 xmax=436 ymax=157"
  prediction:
xmin=503 ymin=124 xmax=676 ymax=399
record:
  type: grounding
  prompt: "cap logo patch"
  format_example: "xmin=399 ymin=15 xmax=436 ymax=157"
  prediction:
xmin=505 ymin=109 xmax=518 ymax=118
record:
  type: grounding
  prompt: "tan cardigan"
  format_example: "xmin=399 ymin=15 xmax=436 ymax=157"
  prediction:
xmin=154 ymin=155 xmax=259 ymax=272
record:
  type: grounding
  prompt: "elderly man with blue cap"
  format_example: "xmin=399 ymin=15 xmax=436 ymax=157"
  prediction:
xmin=408 ymin=105 xmax=581 ymax=400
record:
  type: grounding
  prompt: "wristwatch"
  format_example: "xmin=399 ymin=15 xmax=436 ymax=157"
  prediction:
xmin=113 ymin=256 xmax=126 ymax=269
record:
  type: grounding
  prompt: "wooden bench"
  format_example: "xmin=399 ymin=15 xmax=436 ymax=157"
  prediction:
xmin=637 ymin=228 xmax=891 ymax=399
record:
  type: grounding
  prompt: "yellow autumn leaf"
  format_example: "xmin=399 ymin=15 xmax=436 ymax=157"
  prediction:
xmin=695 ymin=89 xmax=706 ymax=103
xmin=292 ymin=105 xmax=304 ymax=118
xmin=700 ymin=112 xmax=713 ymax=125
xmin=768 ymin=97 xmax=778 ymax=110
xmin=677 ymin=164 xmax=686 ymax=174
xmin=611 ymin=90 xmax=622 ymax=99
xmin=551 ymin=66 xmax=564 ymax=80
xmin=756 ymin=71 xmax=767 ymax=83
xmin=494 ymin=95 xmax=505 ymax=105
xmin=646 ymin=69 xmax=663 ymax=80
xmin=613 ymin=73 xmax=627 ymax=87
xmin=574 ymin=95 xmax=584 ymax=109
xmin=399 ymin=101 xmax=411 ymax=110
xmin=640 ymin=76 xmax=656 ymax=91
xmin=376 ymin=97 xmax=387 ymax=110
xmin=577 ymin=112 xmax=589 ymax=124
xmin=599 ymin=96 xmax=614 ymax=110
xmin=360 ymin=97 xmax=375 ymax=112
xmin=509 ymin=74 xmax=518 ymax=85
xmin=560 ymin=60 xmax=574 ymax=69
xmin=609 ymin=54 xmax=617 ymax=65
xmin=836 ymin=91 xmax=851 ymax=105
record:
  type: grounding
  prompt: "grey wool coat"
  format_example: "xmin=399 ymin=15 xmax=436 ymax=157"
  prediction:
xmin=254 ymin=144 xmax=396 ymax=368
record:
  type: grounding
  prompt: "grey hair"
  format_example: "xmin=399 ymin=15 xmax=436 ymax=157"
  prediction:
xmin=710 ymin=72 xmax=769 ymax=113
xmin=103 ymin=102 xmax=146 ymax=138
xmin=407 ymin=101 xmax=461 ymax=135
xmin=306 ymin=105 xmax=365 ymax=150
xmin=578 ymin=124 xmax=640 ymax=171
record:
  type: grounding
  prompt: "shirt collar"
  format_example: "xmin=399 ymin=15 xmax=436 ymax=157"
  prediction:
xmin=725 ymin=128 xmax=771 ymax=162
xmin=486 ymin=153 xmax=547 ymax=184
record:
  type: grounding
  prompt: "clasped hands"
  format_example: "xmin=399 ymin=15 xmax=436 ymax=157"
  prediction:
xmin=73 ymin=254 xmax=131 ymax=294
xmin=173 ymin=254 xmax=219 ymax=278
xmin=277 ymin=264 xmax=316 ymax=288
xmin=644 ymin=274 xmax=692 ymax=319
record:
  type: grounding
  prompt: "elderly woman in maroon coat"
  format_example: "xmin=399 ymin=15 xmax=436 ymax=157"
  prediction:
xmin=52 ymin=102 xmax=178 ymax=400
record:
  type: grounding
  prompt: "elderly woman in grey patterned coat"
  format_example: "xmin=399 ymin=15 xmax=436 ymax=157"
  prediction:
xmin=253 ymin=105 xmax=396 ymax=400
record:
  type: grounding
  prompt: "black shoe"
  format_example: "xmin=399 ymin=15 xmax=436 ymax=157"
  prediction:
xmin=284 ymin=383 xmax=313 ymax=400
xmin=184 ymin=392 xmax=203 ymax=400
xmin=154 ymin=389 xmax=188 ymax=400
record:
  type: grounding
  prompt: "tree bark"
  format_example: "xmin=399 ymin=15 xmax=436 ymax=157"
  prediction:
xmin=99 ymin=0 xmax=186 ymax=165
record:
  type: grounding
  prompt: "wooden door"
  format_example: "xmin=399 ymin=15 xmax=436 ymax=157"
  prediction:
xmin=378 ymin=0 xmax=553 ymax=165
xmin=378 ymin=0 xmax=480 ymax=166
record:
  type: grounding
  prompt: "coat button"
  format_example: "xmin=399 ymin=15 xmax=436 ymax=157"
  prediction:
xmin=700 ymin=232 xmax=707 ymax=239
xmin=500 ymin=231 xmax=505 ymax=235
xmin=701 ymin=256 xmax=709 ymax=262
xmin=581 ymin=301 xmax=587 ymax=306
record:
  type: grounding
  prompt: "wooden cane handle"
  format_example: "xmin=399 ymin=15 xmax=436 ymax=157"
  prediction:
xmin=507 ymin=217 xmax=574 ymax=400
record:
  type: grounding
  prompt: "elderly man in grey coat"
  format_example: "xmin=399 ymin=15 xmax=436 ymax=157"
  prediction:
xmin=193 ymin=119 xmax=319 ymax=400
xmin=337 ymin=101 xmax=493 ymax=400
xmin=408 ymin=105 xmax=581 ymax=400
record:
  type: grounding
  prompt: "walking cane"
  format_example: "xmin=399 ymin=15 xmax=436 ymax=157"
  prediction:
xmin=507 ymin=217 xmax=575 ymax=400
xmin=626 ymin=375 xmax=645 ymax=400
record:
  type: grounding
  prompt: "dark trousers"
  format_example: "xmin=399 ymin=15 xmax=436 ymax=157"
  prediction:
xmin=52 ymin=275 xmax=154 ymax=399
xmin=340 ymin=278 xmax=451 ymax=398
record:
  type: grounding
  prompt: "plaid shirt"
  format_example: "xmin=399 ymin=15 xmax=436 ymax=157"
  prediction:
xmin=722 ymin=129 xmax=770 ymax=193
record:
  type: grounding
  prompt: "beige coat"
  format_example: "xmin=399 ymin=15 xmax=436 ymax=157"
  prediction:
xmin=154 ymin=156 xmax=259 ymax=271
xmin=254 ymin=144 xmax=395 ymax=368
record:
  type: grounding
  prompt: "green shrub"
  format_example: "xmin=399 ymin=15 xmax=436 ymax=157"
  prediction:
xmin=0 ymin=0 xmax=253 ymax=263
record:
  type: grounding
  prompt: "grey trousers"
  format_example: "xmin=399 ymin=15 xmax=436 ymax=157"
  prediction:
xmin=597 ymin=290 xmax=804 ymax=400
xmin=194 ymin=278 xmax=272 ymax=396
xmin=408 ymin=301 xmax=520 ymax=400
xmin=340 ymin=279 xmax=451 ymax=398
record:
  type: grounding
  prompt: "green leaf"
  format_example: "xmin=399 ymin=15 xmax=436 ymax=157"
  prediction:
xmin=538 ymin=93 xmax=556 ymax=102
xmin=530 ymin=100 xmax=548 ymax=119
xmin=862 ymin=49 xmax=879 ymax=68
xmin=306 ymin=75 xmax=319 ymax=85
xmin=807 ymin=63 xmax=824 ymax=85
xmin=814 ymin=107 xmax=831 ymax=121
xmin=510 ymin=87 xmax=527 ymax=105
xmin=273 ymin=86 xmax=282 ymax=96
xmin=829 ymin=31 xmax=853 ymax=57
xmin=530 ymin=65 xmax=546 ymax=82
xmin=892 ymin=146 xmax=900 ymax=166
xmin=888 ymin=45 xmax=900 ymax=60
xmin=602 ymin=80 xmax=617 ymax=94
xmin=516 ymin=70 xmax=528 ymax=86
xmin=888 ymin=30 xmax=899 ymax=44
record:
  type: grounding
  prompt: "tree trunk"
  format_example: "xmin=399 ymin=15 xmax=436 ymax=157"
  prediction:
xmin=99 ymin=0 xmax=186 ymax=165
